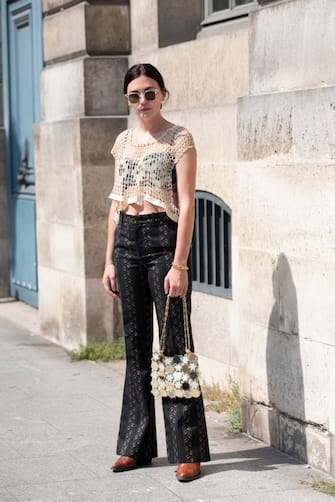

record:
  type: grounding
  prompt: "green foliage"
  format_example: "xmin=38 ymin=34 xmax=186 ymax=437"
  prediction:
xmin=311 ymin=480 xmax=335 ymax=497
xmin=203 ymin=378 xmax=241 ymax=433
xmin=229 ymin=407 xmax=241 ymax=433
xmin=67 ymin=338 xmax=126 ymax=362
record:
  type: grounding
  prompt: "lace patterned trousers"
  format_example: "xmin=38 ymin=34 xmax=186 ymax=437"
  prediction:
xmin=113 ymin=212 xmax=210 ymax=464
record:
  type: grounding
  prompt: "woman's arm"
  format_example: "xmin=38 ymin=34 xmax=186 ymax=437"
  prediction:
xmin=164 ymin=147 xmax=197 ymax=298
xmin=102 ymin=201 xmax=119 ymax=298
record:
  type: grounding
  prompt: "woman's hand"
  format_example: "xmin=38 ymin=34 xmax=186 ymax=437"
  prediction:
xmin=164 ymin=267 xmax=188 ymax=298
xmin=102 ymin=264 xmax=119 ymax=298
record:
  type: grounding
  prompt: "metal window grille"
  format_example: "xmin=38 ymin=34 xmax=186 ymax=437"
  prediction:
xmin=192 ymin=191 xmax=232 ymax=299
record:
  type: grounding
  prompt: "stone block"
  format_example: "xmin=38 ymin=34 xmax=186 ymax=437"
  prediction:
xmin=85 ymin=278 xmax=123 ymax=343
xmin=164 ymin=104 xmax=238 ymax=164
xmin=36 ymin=119 xmax=80 ymax=170
xmin=130 ymin=0 xmax=158 ymax=53
xmin=37 ymin=221 xmax=84 ymax=276
xmin=238 ymin=249 xmax=277 ymax=331
xmin=238 ymin=86 xmax=335 ymax=162
xmin=279 ymin=414 xmax=333 ymax=475
xmin=238 ymin=321 xmax=269 ymax=404
xmin=247 ymin=401 xmax=280 ymax=448
xmin=135 ymin=26 xmax=248 ymax=110
xmin=36 ymin=164 xmax=83 ymax=227
xmin=198 ymin=352 xmax=239 ymax=390
xmin=44 ymin=3 xmax=86 ymax=62
xmin=80 ymin=117 xmax=127 ymax=226
xmin=249 ymin=0 xmax=335 ymax=93
xmin=158 ymin=0 xmax=201 ymax=47
xmin=279 ymin=414 xmax=307 ymax=463
xmin=38 ymin=265 xmax=62 ymax=344
xmin=41 ymin=60 xmax=84 ymax=121
xmin=305 ymin=425 xmax=331 ymax=474
xmin=58 ymin=271 xmax=86 ymax=349
xmin=236 ymin=163 xmax=335 ymax=252
xmin=331 ymin=434 xmax=335 ymax=476
xmin=191 ymin=290 xmax=234 ymax=364
xmin=79 ymin=117 xmax=126 ymax=168
xmin=301 ymin=340 xmax=335 ymax=428
xmin=83 ymin=57 xmax=128 ymax=116
xmin=293 ymin=255 xmax=335 ymax=347
xmin=39 ymin=265 xmax=86 ymax=349
xmin=85 ymin=4 xmax=129 ymax=56
xmin=41 ymin=57 xmax=128 ymax=121
xmin=83 ymin=223 xmax=106 ymax=278
xmin=236 ymin=161 xmax=335 ymax=347
xmin=266 ymin=327 xmax=305 ymax=422
xmin=81 ymin=164 xmax=111 ymax=228
xmin=44 ymin=3 xmax=129 ymax=62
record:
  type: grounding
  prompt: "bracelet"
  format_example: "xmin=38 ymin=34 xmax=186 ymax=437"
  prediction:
xmin=172 ymin=262 xmax=189 ymax=271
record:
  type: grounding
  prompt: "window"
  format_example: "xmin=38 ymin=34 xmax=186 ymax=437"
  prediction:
xmin=192 ymin=191 xmax=232 ymax=299
xmin=203 ymin=0 xmax=255 ymax=25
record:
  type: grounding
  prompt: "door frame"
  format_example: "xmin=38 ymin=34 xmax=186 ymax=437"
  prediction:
xmin=1 ymin=0 xmax=43 ymax=306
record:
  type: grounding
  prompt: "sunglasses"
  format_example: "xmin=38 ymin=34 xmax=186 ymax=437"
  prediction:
xmin=125 ymin=88 xmax=159 ymax=104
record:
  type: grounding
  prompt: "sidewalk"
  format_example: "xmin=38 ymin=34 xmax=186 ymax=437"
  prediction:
xmin=0 ymin=300 xmax=333 ymax=502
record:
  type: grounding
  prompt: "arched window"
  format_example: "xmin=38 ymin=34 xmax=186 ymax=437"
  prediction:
xmin=192 ymin=191 xmax=232 ymax=298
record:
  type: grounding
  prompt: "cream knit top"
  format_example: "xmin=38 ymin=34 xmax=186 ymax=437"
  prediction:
xmin=109 ymin=124 xmax=195 ymax=222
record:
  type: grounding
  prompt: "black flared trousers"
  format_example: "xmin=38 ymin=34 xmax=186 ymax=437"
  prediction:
xmin=113 ymin=212 xmax=210 ymax=464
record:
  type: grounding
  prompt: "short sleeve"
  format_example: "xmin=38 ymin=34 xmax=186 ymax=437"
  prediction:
xmin=110 ymin=130 xmax=127 ymax=160
xmin=173 ymin=129 xmax=195 ymax=164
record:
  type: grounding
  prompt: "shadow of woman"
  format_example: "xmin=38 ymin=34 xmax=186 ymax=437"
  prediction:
xmin=266 ymin=253 xmax=307 ymax=462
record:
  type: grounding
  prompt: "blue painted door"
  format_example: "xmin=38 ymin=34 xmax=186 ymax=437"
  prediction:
xmin=2 ymin=0 xmax=43 ymax=307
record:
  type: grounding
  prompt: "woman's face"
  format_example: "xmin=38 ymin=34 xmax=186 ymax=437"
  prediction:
xmin=126 ymin=75 xmax=166 ymax=121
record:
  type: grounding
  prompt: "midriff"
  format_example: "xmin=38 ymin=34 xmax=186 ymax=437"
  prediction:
xmin=123 ymin=200 xmax=167 ymax=216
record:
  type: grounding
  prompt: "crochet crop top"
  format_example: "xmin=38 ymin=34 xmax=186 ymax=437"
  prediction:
xmin=109 ymin=124 xmax=195 ymax=222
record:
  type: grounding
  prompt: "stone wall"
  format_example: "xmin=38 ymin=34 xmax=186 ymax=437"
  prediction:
xmin=128 ymin=0 xmax=335 ymax=475
xmin=238 ymin=0 xmax=335 ymax=475
xmin=0 ymin=3 xmax=10 ymax=298
xmin=36 ymin=1 xmax=129 ymax=348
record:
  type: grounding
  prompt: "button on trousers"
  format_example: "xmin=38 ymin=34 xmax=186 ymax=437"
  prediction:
xmin=113 ymin=212 xmax=210 ymax=464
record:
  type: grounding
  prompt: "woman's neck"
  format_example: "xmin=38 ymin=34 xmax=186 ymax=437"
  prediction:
xmin=136 ymin=115 xmax=169 ymax=134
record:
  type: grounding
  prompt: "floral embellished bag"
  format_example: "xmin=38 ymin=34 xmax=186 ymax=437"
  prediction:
xmin=151 ymin=296 xmax=201 ymax=399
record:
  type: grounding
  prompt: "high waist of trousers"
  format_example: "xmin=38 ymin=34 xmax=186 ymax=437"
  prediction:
xmin=119 ymin=211 xmax=174 ymax=226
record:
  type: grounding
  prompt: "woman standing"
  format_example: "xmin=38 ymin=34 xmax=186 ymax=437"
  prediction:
xmin=102 ymin=63 xmax=210 ymax=482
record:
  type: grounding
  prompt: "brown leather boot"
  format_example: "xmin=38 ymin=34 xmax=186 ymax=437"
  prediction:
xmin=111 ymin=456 xmax=151 ymax=472
xmin=176 ymin=462 xmax=201 ymax=482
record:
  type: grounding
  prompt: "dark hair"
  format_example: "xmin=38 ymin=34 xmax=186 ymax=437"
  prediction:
xmin=123 ymin=63 xmax=166 ymax=94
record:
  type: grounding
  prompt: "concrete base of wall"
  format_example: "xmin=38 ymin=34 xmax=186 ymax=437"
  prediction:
xmin=241 ymin=398 xmax=334 ymax=476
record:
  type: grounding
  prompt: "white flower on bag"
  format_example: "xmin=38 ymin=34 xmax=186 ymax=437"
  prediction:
xmin=174 ymin=371 xmax=182 ymax=381
xmin=190 ymin=379 xmax=200 ymax=389
xmin=189 ymin=362 xmax=197 ymax=371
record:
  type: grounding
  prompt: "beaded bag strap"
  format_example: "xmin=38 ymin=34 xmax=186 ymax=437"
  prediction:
xmin=159 ymin=296 xmax=191 ymax=355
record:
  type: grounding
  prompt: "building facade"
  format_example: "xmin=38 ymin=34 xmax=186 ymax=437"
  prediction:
xmin=1 ymin=0 xmax=334 ymax=475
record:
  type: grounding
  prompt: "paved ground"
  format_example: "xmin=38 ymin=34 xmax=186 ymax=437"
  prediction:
xmin=0 ymin=300 xmax=334 ymax=502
